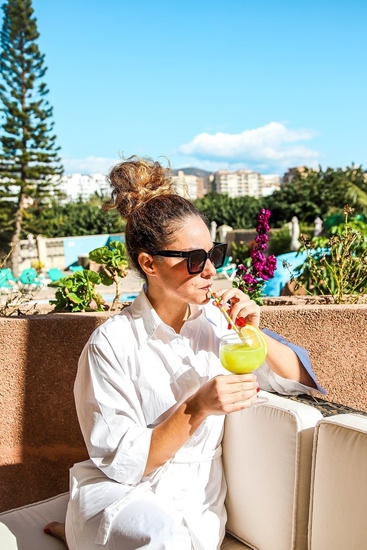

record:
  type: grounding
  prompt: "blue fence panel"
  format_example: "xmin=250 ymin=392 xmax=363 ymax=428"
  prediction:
xmin=63 ymin=234 xmax=125 ymax=269
xmin=262 ymin=251 xmax=308 ymax=296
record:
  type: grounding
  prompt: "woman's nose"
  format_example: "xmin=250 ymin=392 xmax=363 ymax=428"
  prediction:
xmin=201 ymin=258 xmax=217 ymax=277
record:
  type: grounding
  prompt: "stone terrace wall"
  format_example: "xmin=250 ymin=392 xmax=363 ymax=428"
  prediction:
xmin=0 ymin=304 xmax=366 ymax=512
xmin=260 ymin=304 xmax=367 ymax=412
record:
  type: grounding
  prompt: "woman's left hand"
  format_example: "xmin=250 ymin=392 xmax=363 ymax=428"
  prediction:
xmin=212 ymin=288 xmax=260 ymax=328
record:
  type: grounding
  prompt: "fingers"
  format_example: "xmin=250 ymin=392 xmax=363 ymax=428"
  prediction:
xmin=212 ymin=288 xmax=261 ymax=327
xmin=225 ymin=373 xmax=257 ymax=385
xmin=210 ymin=374 xmax=259 ymax=413
xmin=225 ymin=374 xmax=259 ymax=402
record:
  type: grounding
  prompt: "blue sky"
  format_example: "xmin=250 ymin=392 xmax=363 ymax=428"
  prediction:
xmin=26 ymin=0 xmax=367 ymax=175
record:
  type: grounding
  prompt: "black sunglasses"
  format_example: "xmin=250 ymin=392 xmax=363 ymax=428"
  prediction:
xmin=151 ymin=242 xmax=227 ymax=274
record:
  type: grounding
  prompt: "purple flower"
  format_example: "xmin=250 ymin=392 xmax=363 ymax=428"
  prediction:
xmin=233 ymin=209 xmax=277 ymax=305
xmin=257 ymin=221 xmax=270 ymax=233
xmin=255 ymin=234 xmax=269 ymax=244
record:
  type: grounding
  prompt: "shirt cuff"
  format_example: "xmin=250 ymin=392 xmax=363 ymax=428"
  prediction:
xmin=261 ymin=327 xmax=326 ymax=395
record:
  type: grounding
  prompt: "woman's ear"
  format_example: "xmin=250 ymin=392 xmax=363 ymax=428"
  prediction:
xmin=138 ymin=252 xmax=156 ymax=277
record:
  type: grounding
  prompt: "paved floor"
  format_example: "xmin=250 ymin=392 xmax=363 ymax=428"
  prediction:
xmin=17 ymin=269 xmax=235 ymax=304
xmin=114 ymin=270 xmax=235 ymax=294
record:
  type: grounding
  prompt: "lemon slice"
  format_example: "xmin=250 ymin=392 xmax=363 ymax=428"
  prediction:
xmin=240 ymin=324 xmax=268 ymax=354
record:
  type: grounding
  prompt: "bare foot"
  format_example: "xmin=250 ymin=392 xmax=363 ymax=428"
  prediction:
xmin=44 ymin=522 xmax=68 ymax=548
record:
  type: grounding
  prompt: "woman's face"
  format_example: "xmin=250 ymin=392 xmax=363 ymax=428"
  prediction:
xmin=148 ymin=215 xmax=218 ymax=305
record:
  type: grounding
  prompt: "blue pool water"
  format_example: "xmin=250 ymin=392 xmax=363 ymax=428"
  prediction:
xmin=102 ymin=293 xmax=138 ymax=302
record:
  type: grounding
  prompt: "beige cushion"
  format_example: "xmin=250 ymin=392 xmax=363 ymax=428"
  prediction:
xmin=223 ymin=391 xmax=322 ymax=550
xmin=0 ymin=493 xmax=249 ymax=550
xmin=221 ymin=533 xmax=252 ymax=549
xmin=0 ymin=492 xmax=69 ymax=549
xmin=308 ymin=414 xmax=367 ymax=550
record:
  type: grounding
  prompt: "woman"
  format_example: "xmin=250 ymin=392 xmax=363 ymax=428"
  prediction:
xmin=46 ymin=156 xmax=323 ymax=549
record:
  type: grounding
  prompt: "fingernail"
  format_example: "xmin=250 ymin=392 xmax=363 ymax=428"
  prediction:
xmin=227 ymin=323 xmax=233 ymax=330
xmin=256 ymin=387 xmax=260 ymax=393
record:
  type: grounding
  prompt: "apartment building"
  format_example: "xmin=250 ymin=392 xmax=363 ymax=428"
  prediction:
xmin=282 ymin=166 xmax=308 ymax=183
xmin=59 ymin=173 xmax=110 ymax=201
xmin=57 ymin=169 xmax=279 ymax=202
xmin=212 ymin=169 xmax=280 ymax=198
xmin=171 ymin=170 xmax=204 ymax=200
xmin=261 ymin=174 xmax=281 ymax=196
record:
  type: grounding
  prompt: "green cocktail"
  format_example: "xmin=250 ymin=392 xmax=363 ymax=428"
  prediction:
xmin=219 ymin=326 xmax=268 ymax=405
xmin=220 ymin=342 xmax=266 ymax=374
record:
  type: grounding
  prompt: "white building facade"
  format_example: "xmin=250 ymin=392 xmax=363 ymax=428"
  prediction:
xmin=171 ymin=171 xmax=204 ymax=200
xmin=56 ymin=169 xmax=280 ymax=203
xmin=59 ymin=173 xmax=110 ymax=201
xmin=212 ymin=170 xmax=280 ymax=198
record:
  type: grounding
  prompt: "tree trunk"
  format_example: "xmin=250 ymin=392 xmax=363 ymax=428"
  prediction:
xmin=10 ymin=195 xmax=26 ymax=278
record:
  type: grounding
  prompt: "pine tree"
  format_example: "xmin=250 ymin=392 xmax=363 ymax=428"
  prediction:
xmin=0 ymin=0 xmax=63 ymax=275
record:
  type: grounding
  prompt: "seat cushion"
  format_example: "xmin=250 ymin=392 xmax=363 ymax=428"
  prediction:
xmin=0 ymin=492 xmax=69 ymax=549
xmin=308 ymin=414 xmax=367 ymax=549
xmin=0 ymin=493 xmax=250 ymax=550
xmin=223 ymin=391 xmax=322 ymax=550
xmin=221 ymin=533 xmax=252 ymax=549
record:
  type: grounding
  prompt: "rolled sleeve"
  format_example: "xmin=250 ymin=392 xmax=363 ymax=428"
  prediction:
xmin=259 ymin=328 xmax=326 ymax=395
xmin=75 ymin=342 xmax=153 ymax=485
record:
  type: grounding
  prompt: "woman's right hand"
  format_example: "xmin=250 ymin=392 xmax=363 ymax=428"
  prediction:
xmin=146 ymin=374 xmax=258 ymax=475
xmin=188 ymin=374 xmax=259 ymax=417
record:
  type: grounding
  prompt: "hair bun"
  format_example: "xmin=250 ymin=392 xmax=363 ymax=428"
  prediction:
xmin=104 ymin=155 xmax=174 ymax=218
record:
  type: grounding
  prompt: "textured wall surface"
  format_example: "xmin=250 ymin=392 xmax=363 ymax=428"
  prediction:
xmin=0 ymin=312 xmax=110 ymax=512
xmin=0 ymin=305 xmax=366 ymax=511
xmin=260 ymin=304 xmax=367 ymax=412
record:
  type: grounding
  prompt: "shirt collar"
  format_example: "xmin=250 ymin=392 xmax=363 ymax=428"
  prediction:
xmin=129 ymin=286 xmax=204 ymax=348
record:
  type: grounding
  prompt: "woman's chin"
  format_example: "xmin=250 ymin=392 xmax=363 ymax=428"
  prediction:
xmin=199 ymin=291 xmax=212 ymax=304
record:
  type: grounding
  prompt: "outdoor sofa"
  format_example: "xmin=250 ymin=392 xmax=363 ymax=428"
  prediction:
xmin=1 ymin=391 xmax=366 ymax=550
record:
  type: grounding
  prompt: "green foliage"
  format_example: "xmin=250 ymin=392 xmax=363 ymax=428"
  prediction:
xmin=49 ymin=270 xmax=105 ymax=312
xmin=231 ymin=241 xmax=251 ymax=265
xmin=193 ymin=165 xmax=367 ymax=233
xmin=89 ymin=240 xmax=128 ymax=310
xmin=194 ymin=193 xmax=264 ymax=229
xmin=267 ymin=227 xmax=292 ymax=256
xmin=20 ymin=194 xmax=125 ymax=238
xmin=292 ymin=207 xmax=367 ymax=303
xmin=49 ymin=241 xmax=129 ymax=312
xmin=264 ymin=165 xmax=367 ymax=227
xmin=0 ymin=0 xmax=63 ymax=275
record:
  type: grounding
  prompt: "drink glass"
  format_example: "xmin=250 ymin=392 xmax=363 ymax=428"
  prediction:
xmin=219 ymin=328 xmax=268 ymax=406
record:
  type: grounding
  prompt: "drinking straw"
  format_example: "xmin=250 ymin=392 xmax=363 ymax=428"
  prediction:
xmin=209 ymin=289 xmax=247 ymax=343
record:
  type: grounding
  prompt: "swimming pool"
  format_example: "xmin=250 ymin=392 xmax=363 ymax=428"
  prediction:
xmin=102 ymin=292 xmax=138 ymax=302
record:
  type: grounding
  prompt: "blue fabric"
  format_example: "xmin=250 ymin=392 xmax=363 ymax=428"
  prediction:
xmin=262 ymin=251 xmax=308 ymax=297
xmin=262 ymin=327 xmax=326 ymax=395
xmin=19 ymin=268 xmax=40 ymax=285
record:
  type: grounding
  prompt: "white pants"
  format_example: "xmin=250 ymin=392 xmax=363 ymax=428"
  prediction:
xmin=66 ymin=489 xmax=193 ymax=550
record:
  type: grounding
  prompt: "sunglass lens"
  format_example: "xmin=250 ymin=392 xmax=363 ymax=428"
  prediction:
xmin=188 ymin=250 xmax=207 ymax=273
xmin=211 ymin=245 xmax=226 ymax=268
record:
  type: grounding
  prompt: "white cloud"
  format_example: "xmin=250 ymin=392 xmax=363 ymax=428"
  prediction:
xmin=62 ymin=156 xmax=120 ymax=175
xmin=178 ymin=122 xmax=321 ymax=173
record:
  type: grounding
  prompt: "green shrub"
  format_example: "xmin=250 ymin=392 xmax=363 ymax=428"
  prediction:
xmin=89 ymin=240 xmax=128 ymax=310
xmin=49 ymin=270 xmax=105 ymax=312
xmin=294 ymin=206 xmax=367 ymax=303
xmin=49 ymin=240 xmax=129 ymax=312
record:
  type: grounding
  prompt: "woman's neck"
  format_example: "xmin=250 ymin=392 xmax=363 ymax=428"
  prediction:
xmin=146 ymin=289 xmax=190 ymax=333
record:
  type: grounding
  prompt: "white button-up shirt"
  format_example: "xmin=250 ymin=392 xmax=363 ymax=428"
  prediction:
xmin=68 ymin=289 xmax=318 ymax=549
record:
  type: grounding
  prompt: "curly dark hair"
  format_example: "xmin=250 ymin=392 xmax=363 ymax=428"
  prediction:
xmin=104 ymin=155 xmax=207 ymax=279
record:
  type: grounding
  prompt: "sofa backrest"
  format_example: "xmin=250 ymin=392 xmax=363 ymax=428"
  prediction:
xmin=308 ymin=414 xmax=367 ymax=549
xmin=223 ymin=392 xmax=323 ymax=550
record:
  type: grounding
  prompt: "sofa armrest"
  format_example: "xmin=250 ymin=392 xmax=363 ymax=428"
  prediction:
xmin=223 ymin=391 xmax=323 ymax=550
xmin=0 ymin=493 xmax=69 ymax=549
xmin=308 ymin=414 xmax=367 ymax=549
